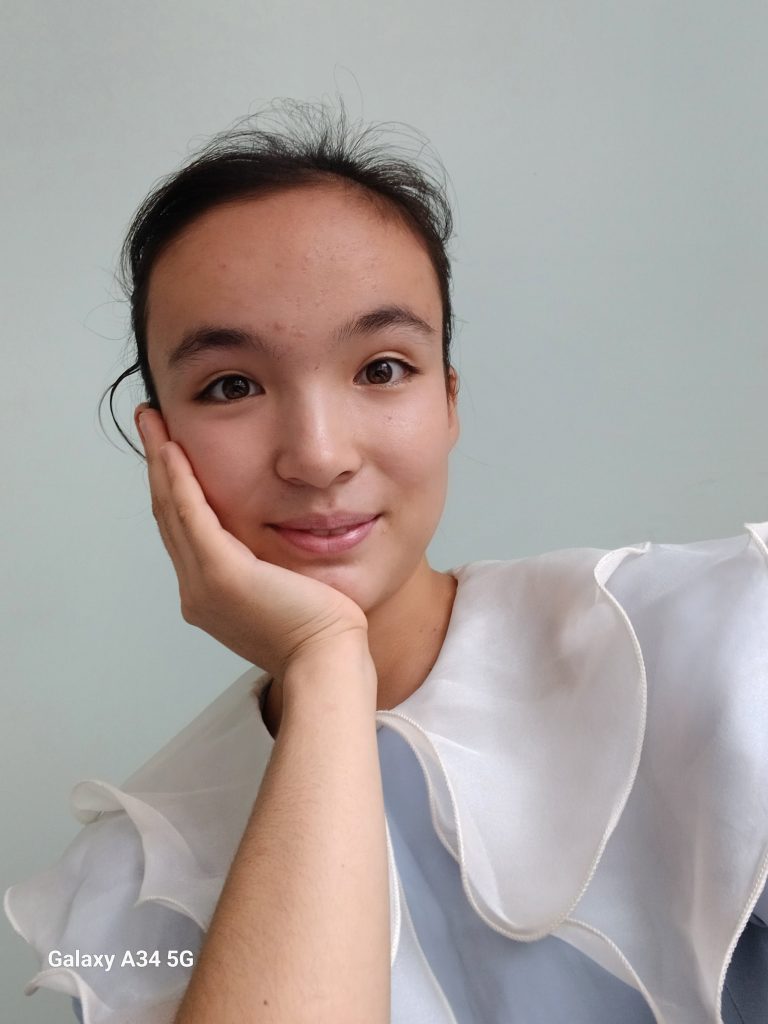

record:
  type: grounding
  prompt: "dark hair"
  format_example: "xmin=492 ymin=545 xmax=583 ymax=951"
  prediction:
xmin=99 ymin=97 xmax=459 ymax=458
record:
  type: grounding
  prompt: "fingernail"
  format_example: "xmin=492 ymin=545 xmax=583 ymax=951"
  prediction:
xmin=137 ymin=412 xmax=147 ymax=441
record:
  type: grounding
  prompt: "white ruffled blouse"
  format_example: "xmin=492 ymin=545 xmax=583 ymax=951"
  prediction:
xmin=5 ymin=522 xmax=768 ymax=1024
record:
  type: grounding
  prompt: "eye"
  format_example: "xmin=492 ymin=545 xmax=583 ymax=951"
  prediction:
xmin=194 ymin=375 xmax=259 ymax=403
xmin=356 ymin=358 xmax=419 ymax=388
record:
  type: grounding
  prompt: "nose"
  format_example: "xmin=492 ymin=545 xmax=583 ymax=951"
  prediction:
xmin=273 ymin=390 xmax=362 ymax=488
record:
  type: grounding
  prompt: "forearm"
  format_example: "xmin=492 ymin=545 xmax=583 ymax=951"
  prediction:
xmin=173 ymin=638 xmax=391 ymax=1024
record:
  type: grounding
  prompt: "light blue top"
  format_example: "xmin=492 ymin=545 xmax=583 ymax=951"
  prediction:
xmin=375 ymin=723 xmax=768 ymax=1023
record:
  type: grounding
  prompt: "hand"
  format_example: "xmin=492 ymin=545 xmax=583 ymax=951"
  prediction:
xmin=134 ymin=405 xmax=371 ymax=681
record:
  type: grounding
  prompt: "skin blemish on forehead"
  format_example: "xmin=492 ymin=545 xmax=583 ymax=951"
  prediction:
xmin=274 ymin=321 xmax=309 ymax=344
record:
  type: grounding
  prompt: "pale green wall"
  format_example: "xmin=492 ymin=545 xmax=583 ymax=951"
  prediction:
xmin=3 ymin=2 xmax=767 ymax=1020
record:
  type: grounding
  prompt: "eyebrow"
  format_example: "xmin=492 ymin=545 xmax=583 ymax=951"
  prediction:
xmin=166 ymin=303 xmax=437 ymax=372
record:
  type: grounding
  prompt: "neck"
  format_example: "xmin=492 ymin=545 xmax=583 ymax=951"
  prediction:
xmin=368 ymin=562 xmax=457 ymax=711
xmin=261 ymin=559 xmax=457 ymax=738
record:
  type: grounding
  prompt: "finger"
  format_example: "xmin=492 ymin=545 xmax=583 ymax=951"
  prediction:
xmin=136 ymin=408 xmax=189 ymax=572
xmin=133 ymin=402 xmax=152 ymax=444
xmin=136 ymin=405 xmax=170 ymax=454
xmin=158 ymin=440 xmax=233 ymax=578
xmin=137 ymin=409 xmax=236 ymax=586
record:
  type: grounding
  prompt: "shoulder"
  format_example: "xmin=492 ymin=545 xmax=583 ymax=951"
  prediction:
xmin=601 ymin=522 xmax=768 ymax=688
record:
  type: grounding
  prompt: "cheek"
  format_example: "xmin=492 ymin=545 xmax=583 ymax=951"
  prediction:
xmin=377 ymin=412 xmax=452 ymax=500
xmin=170 ymin=421 xmax=265 ymax=528
xmin=381 ymin=418 xmax=450 ymax=558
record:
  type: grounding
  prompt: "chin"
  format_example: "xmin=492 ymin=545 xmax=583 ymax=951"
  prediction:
xmin=289 ymin=559 xmax=390 ymax=615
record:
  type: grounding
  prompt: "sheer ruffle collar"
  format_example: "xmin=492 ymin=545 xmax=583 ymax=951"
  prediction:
xmin=6 ymin=522 xmax=768 ymax=1024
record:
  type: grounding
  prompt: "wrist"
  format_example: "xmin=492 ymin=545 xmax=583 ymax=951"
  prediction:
xmin=281 ymin=633 xmax=378 ymax=719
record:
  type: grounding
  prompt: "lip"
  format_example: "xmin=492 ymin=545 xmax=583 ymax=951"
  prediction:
xmin=271 ymin=512 xmax=379 ymax=530
xmin=269 ymin=515 xmax=380 ymax=555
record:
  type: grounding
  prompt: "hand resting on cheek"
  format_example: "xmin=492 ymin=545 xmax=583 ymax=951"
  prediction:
xmin=134 ymin=404 xmax=372 ymax=683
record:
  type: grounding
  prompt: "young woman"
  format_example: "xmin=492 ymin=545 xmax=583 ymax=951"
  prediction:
xmin=6 ymin=101 xmax=768 ymax=1024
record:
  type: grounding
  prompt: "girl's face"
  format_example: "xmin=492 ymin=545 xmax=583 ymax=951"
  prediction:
xmin=139 ymin=183 xmax=459 ymax=614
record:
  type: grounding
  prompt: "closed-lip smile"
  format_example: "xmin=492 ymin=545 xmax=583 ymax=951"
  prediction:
xmin=269 ymin=514 xmax=381 ymax=554
xmin=270 ymin=512 xmax=379 ymax=531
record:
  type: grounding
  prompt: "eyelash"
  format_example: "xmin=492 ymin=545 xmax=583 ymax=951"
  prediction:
xmin=193 ymin=358 xmax=421 ymax=404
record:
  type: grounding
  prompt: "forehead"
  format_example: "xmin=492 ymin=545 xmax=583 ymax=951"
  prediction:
xmin=146 ymin=183 xmax=441 ymax=334
xmin=145 ymin=185 xmax=444 ymax=379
